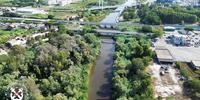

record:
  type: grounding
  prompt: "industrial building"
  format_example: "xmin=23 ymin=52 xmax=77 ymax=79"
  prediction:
xmin=155 ymin=47 xmax=174 ymax=63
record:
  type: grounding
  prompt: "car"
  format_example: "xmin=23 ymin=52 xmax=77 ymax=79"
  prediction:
xmin=160 ymin=71 xmax=165 ymax=76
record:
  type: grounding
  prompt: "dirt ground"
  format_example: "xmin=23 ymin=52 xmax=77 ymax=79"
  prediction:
xmin=148 ymin=63 xmax=191 ymax=100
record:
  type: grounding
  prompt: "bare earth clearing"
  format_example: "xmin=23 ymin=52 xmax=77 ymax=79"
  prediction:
xmin=149 ymin=63 xmax=191 ymax=100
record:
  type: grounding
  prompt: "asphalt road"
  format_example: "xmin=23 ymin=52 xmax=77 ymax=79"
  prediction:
xmin=0 ymin=16 xmax=199 ymax=31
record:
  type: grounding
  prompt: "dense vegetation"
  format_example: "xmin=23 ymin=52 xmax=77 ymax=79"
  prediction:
xmin=112 ymin=35 xmax=154 ymax=100
xmin=0 ymin=26 xmax=101 ymax=99
xmin=175 ymin=62 xmax=200 ymax=99
xmin=11 ymin=0 xmax=46 ymax=6
xmin=140 ymin=25 xmax=164 ymax=38
xmin=138 ymin=5 xmax=199 ymax=24
xmin=122 ymin=7 xmax=136 ymax=21
xmin=0 ymin=27 xmax=37 ymax=44
xmin=184 ymin=78 xmax=200 ymax=99
xmin=79 ymin=10 xmax=110 ymax=22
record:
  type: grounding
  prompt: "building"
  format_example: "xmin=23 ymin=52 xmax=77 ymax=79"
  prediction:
xmin=48 ymin=0 xmax=78 ymax=6
xmin=31 ymin=32 xmax=49 ymax=38
xmin=191 ymin=60 xmax=200 ymax=70
xmin=7 ymin=37 xmax=27 ymax=47
xmin=155 ymin=46 xmax=174 ymax=63
xmin=164 ymin=26 xmax=176 ymax=32
xmin=16 ymin=7 xmax=47 ymax=15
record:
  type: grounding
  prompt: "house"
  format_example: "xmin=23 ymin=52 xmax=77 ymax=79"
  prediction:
xmin=7 ymin=37 xmax=27 ymax=47
xmin=191 ymin=60 xmax=200 ymax=70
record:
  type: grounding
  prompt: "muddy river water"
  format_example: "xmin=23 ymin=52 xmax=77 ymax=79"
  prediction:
xmin=88 ymin=38 xmax=115 ymax=100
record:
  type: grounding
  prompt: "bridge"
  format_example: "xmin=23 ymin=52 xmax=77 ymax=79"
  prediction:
xmin=69 ymin=28 xmax=141 ymax=36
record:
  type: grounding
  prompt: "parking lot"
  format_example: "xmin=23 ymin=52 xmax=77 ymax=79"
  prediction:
xmin=154 ymin=31 xmax=200 ymax=62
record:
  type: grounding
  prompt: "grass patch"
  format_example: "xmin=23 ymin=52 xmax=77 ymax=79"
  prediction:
xmin=50 ymin=11 xmax=77 ymax=20
xmin=23 ymin=14 xmax=48 ymax=19
xmin=81 ymin=10 xmax=110 ymax=22
xmin=117 ymin=23 xmax=141 ymax=32
xmin=175 ymin=62 xmax=197 ymax=79
xmin=0 ymin=28 xmax=37 ymax=44
xmin=45 ymin=0 xmax=98 ymax=11
xmin=0 ymin=0 xmax=13 ymax=6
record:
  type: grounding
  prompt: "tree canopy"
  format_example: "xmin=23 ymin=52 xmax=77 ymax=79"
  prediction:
xmin=0 ymin=28 xmax=101 ymax=99
xmin=112 ymin=35 xmax=154 ymax=100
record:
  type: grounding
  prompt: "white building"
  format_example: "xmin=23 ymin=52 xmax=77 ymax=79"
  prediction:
xmin=16 ymin=7 xmax=47 ymax=15
xmin=164 ymin=26 xmax=176 ymax=32
xmin=48 ymin=0 xmax=78 ymax=6
xmin=7 ymin=37 xmax=27 ymax=47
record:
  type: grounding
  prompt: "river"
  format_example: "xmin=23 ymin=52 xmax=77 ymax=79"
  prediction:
xmin=88 ymin=38 xmax=115 ymax=100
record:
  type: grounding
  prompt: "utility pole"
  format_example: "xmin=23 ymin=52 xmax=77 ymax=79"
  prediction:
xmin=102 ymin=0 xmax=103 ymax=10
xmin=99 ymin=0 xmax=101 ymax=7
xmin=98 ymin=0 xmax=104 ymax=10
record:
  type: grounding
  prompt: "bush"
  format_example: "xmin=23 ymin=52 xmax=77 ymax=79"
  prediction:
xmin=141 ymin=25 xmax=153 ymax=33
xmin=2 ymin=12 xmax=21 ymax=17
xmin=175 ymin=62 xmax=181 ymax=69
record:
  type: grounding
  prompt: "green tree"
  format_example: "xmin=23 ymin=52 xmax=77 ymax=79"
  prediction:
xmin=142 ymin=12 xmax=161 ymax=25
